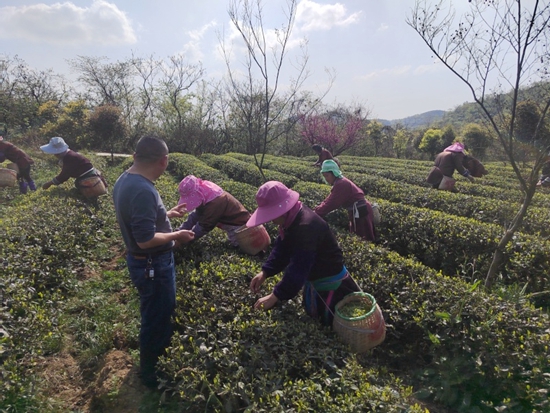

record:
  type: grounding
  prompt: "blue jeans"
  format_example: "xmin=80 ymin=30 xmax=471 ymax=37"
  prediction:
xmin=127 ymin=250 xmax=176 ymax=382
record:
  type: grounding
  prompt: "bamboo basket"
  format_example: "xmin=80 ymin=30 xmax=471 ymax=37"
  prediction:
xmin=6 ymin=162 xmax=19 ymax=173
xmin=438 ymin=175 xmax=456 ymax=191
xmin=333 ymin=292 xmax=386 ymax=353
xmin=0 ymin=168 xmax=17 ymax=187
xmin=234 ymin=225 xmax=270 ymax=255
xmin=77 ymin=176 xmax=107 ymax=198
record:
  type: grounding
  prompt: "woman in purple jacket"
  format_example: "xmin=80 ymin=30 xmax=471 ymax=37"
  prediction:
xmin=314 ymin=160 xmax=377 ymax=242
xmin=40 ymin=137 xmax=106 ymax=192
xmin=246 ymin=181 xmax=360 ymax=326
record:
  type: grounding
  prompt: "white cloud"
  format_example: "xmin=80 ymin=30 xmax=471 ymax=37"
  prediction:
xmin=182 ymin=20 xmax=217 ymax=61
xmin=377 ymin=23 xmax=389 ymax=32
xmin=0 ymin=1 xmax=136 ymax=46
xmin=357 ymin=65 xmax=412 ymax=81
xmin=414 ymin=63 xmax=443 ymax=75
xmin=296 ymin=0 xmax=361 ymax=32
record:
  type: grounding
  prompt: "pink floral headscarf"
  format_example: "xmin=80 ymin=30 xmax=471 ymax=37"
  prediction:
xmin=178 ymin=175 xmax=224 ymax=211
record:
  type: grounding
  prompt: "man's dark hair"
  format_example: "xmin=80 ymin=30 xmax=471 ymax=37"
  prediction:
xmin=311 ymin=144 xmax=322 ymax=152
xmin=134 ymin=136 xmax=168 ymax=163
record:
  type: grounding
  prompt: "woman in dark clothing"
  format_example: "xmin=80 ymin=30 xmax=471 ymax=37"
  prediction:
xmin=314 ymin=160 xmax=377 ymax=242
xmin=537 ymin=160 xmax=550 ymax=187
xmin=176 ymin=175 xmax=251 ymax=245
xmin=426 ymin=142 xmax=475 ymax=191
xmin=246 ymin=181 xmax=360 ymax=326
xmin=312 ymin=144 xmax=339 ymax=167
xmin=0 ymin=136 xmax=36 ymax=194
xmin=40 ymin=137 xmax=106 ymax=194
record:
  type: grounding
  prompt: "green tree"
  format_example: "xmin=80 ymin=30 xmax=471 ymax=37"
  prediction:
xmin=393 ymin=128 xmax=412 ymax=159
xmin=461 ymin=123 xmax=491 ymax=159
xmin=87 ymin=104 xmax=126 ymax=159
xmin=418 ymin=128 xmax=443 ymax=158
xmin=440 ymin=125 xmax=456 ymax=148
xmin=39 ymin=100 xmax=89 ymax=149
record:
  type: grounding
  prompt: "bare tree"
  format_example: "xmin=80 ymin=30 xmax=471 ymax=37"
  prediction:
xmin=220 ymin=0 xmax=332 ymax=179
xmin=0 ymin=55 xmax=70 ymax=134
xmin=407 ymin=0 xmax=550 ymax=287
xmin=157 ymin=54 xmax=204 ymax=151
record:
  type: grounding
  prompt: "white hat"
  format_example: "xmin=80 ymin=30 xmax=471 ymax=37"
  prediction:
xmin=40 ymin=137 xmax=69 ymax=154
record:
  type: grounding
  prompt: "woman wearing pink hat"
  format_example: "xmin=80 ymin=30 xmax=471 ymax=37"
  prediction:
xmin=176 ymin=175 xmax=251 ymax=246
xmin=426 ymin=142 xmax=475 ymax=191
xmin=247 ymin=181 xmax=360 ymax=326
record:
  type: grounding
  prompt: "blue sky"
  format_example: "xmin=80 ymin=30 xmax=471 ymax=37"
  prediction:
xmin=0 ymin=0 xmax=477 ymax=120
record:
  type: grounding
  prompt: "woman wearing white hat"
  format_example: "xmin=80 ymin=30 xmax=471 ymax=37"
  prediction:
xmin=40 ymin=137 xmax=106 ymax=194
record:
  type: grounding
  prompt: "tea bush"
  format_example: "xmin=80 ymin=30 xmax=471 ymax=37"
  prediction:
xmin=2 ymin=151 xmax=549 ymax=413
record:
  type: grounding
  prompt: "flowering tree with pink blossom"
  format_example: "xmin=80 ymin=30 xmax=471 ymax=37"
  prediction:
xmin=299 ymin=106 xmax=368 ymax=156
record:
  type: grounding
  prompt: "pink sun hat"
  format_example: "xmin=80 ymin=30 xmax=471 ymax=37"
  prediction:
xmin=444 ymin=142 xmax=465 ymax=153
xmin=178 ymin=175 xmax=223 ymax=212
xmin=247 ymin=181 xmax=299 ymax=227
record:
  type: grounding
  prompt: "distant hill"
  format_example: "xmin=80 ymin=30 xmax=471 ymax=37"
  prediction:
xmin=377 ymin=110 xmax=446 ymax=129
xmin=377 ymin=81 xmax=550 ymax=130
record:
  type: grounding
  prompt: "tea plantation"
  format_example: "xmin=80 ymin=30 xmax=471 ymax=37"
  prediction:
xmin=1 ymin=150 xmax=549 ymax=413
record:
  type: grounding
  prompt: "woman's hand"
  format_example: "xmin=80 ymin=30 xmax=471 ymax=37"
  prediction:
xmin=250 ymin=271 xmax=266 ymax=293
xmin=254 ymin=293 xmax=279 ymax=311
xmin=173 ymin=229 xmax=194 ymax=244
xmin=167 ymin=203 xmax=187 ymax=219
xmin=42 ymin=181 xmax=53 ymax=190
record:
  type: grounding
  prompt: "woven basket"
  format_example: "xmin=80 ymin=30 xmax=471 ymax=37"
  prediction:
xmin=333 ymin=292 xmax=386 ymax=353
xmin=0 ymin=168 xmax=17 ymax=187
xmin=234 ymin=225 xmax=271 ymax=255
xmin=77 ymin=176 xmax=107 ymax=198
xmin=6 ymin=162 xmax=19 ymax=173
xmin=438 ymin=175 xmax=456 ymax=191
xmin=371 ymin=202 xmax=381 ymax=225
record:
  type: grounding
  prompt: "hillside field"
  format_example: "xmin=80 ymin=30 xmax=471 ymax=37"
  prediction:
xmin=1 ymin=150 xmax=549 ymax=413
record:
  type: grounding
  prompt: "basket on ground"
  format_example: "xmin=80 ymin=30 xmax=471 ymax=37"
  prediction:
xmin=333 ymin=292 xmax=386 ymax=353
xmin=6 ymin=162 xmax=19 ymax=173
xmin=234 ymin=225 xmax=270 ymax=255
xmin=77 ymin=176 xmax=107 ymax=198
xmin=0 ymin=168 xmax=17 ymax=187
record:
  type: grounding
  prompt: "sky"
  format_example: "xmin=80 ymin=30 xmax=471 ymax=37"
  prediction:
xmin=0 ymin=0 xmax=479 ymax=121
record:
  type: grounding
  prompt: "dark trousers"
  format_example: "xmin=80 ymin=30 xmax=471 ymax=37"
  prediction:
xmin=127 ymin=251 xmax=176 ymax=382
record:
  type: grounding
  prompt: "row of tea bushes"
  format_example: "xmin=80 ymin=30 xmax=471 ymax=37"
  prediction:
xmin=0 ymin=154 xmax=119 ymax=411
xmin=199 ymin=153 xmax=299 ymax=189
xmin=167 ymin=154 xmax=549 ymax=411
xmin=336 ymin=156 xmax=550 ymax=207
xmin=226 ymin=153 xmax=323 ymax=183
xmin=340 ymin=235 xmax=549 ymax=413
xmin=169 ymin=154 xmax=550 ymax=296
xmin=292 ymin=181 xmax=550 ymax=296
xmin=163 ymin=243 xmax=425 ymax=412
xmin=162 ymin=215 xmax=550 ymax=412
xmin=295 ymin=155 xmax=550 ymax=208
xmin=342 ymin=171 xmax=550 ymax=238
